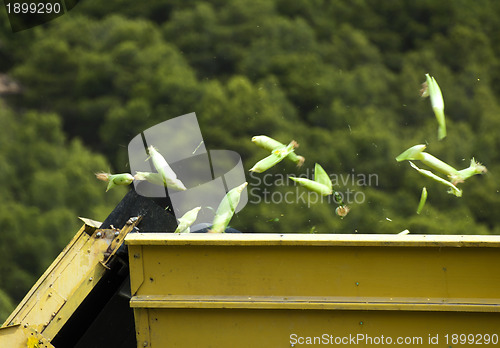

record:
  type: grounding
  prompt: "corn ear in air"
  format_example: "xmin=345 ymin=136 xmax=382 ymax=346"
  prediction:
xmin=313 ymin=162 xmax=332 ymax=192
xmin=289 ymin=163 xmax=333 ymax=196
xmin=396 ymin=144 xmax=458 ymax=177
xmin=416 ymin=187 xmax=427 ymax=214
xmin=147 ymin=145 xmax=187 ymax=191
xmin=174 ymin=206 xmax=202 ymax=233
xmin=249 ymin=141 xmax=297 ymax=173
xmin=252 ymin=135 xmax=305 ymax=167
xmin=409 ymin=162 xmax=462 ymax=197
xmin=209 ymin=182 xmax=248 ymax=233
xmin=96 ymin=172 xmax=134 ymax=192
xmin=396 ymin=144 xmax=486 ymax=184
xmin=396 ymin=144 xmax=427 ymax=162
xmin=134 ymin=170 xmax=186 ymax=190
xmin=134 ymin=171 xmax=164 ymax=186
xmin=290 ymin=177 xmax=333 ymax=196
xmin=423 ymin=74 xmax=447 ymax=140
xmin=450 ymin=158 xmax=487 ymax=185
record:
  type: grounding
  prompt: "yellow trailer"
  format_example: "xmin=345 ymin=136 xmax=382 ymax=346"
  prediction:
xmin=126 ymin=233 xmax=500 ymax=347
xmin=2 ymin=202 xmax=500 ymax=347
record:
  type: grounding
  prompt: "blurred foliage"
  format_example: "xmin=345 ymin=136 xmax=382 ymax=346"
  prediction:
xmin=0 ymin=103 xmax=125 ymax=314
xmin=1 ymin=0 xmax=500 ymax=320
xmin=0 ymin=288 xmax=14 ymax=321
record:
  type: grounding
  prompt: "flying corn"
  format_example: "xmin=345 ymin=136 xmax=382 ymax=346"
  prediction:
xmin=422 ymin=74 xmax=447 ymax=140
xmin=416 ymin=187 xmax=427 ymax=214
xmin=409 ymin=161 xmax=462 ymax=197
xmin=289 ymin=163 xmax=333 ymax=196
xmin=249 ymin=141 xmax=298 ymax=173
xmin=252 ymin=135 xmax=305 ymax=167
xmin=396 ymin=144 xmax=458 ymax=177
xmin=397 ymin=144 xmax=487 ymax=184
xmin=450 ymin=158 xmax=487 ymax=185
xmin=134 ymin=171 xmax=187 ymax=191
xmin=96 ymin=172 xmax=134 ymax=192
xmin=174 ymin=206 xmax=202 ymax=233
xmin=209 ymin=182 xmax=248 ymax=233
xmin=134 ymin=171 xmax=164 ymax=186
xmin=147 ymin=145 xmax=187 ymax=191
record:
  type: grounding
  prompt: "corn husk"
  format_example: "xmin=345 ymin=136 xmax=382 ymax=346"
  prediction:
xmin=174 ymin=206 xmax=202 ymax=233
xmin=147 ymin=145 xmax=187 ymax=191
xmin=252 ymin=135 xmax=305 ymax=166
xmin=249 ymin=141 xmax=297 ymax=173
xmin=209 ymin=182 xmax=248 ymax=233
xmin=96 ymin=172 xmax=134 ymax=192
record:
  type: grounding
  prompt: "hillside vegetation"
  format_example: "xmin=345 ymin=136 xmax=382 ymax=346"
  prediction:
xmin=1 ymin=0 xmax=499 ymax=319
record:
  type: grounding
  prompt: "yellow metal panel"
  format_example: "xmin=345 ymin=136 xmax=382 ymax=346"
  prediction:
xmin=127 ymin=243 xmax=500 ymax=300
xmin=129 ymin=246 xmax=145 ymax=296
xmin=0 ymin=325 xmax=55 ymax=348
xmin=0 ymin=218 xmax=141 ymax=347
xmin=42 ymin=264 xmax=108 ymax=339
xmin=133 ymin=308 xmax=151 ymax=348
xmin=142 ymin=308 xmax=500 ymax=348
xmin=125 ymin=232 xmax=500 ymax=247
xmin=126 ymin=233 xmax=500 ymax=347
xmin=0 ymin=325 xmax=25 ymax=347
xmin=3 ymin=225 xmax=88 ymax=327
xmin=24 ymin=286 xmax=66 ymax=328
xmin=130 ymin=295 xmax=500 ymax=313
xmin=6 ymin=228 xmax=111 ymax=335
xmin=24 ymin=326 xmax=56 ymax=348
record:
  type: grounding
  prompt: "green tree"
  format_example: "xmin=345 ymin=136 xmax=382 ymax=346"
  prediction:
xmin=11 ymin=15 xmax=200 ymax=169
xmin=1 ymin=0 xmax=499 ymax=242
xmin=0 ymin=103 xmax=124 ymax=316
xmin=0 ymin=289 xmax=14 ymax=322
